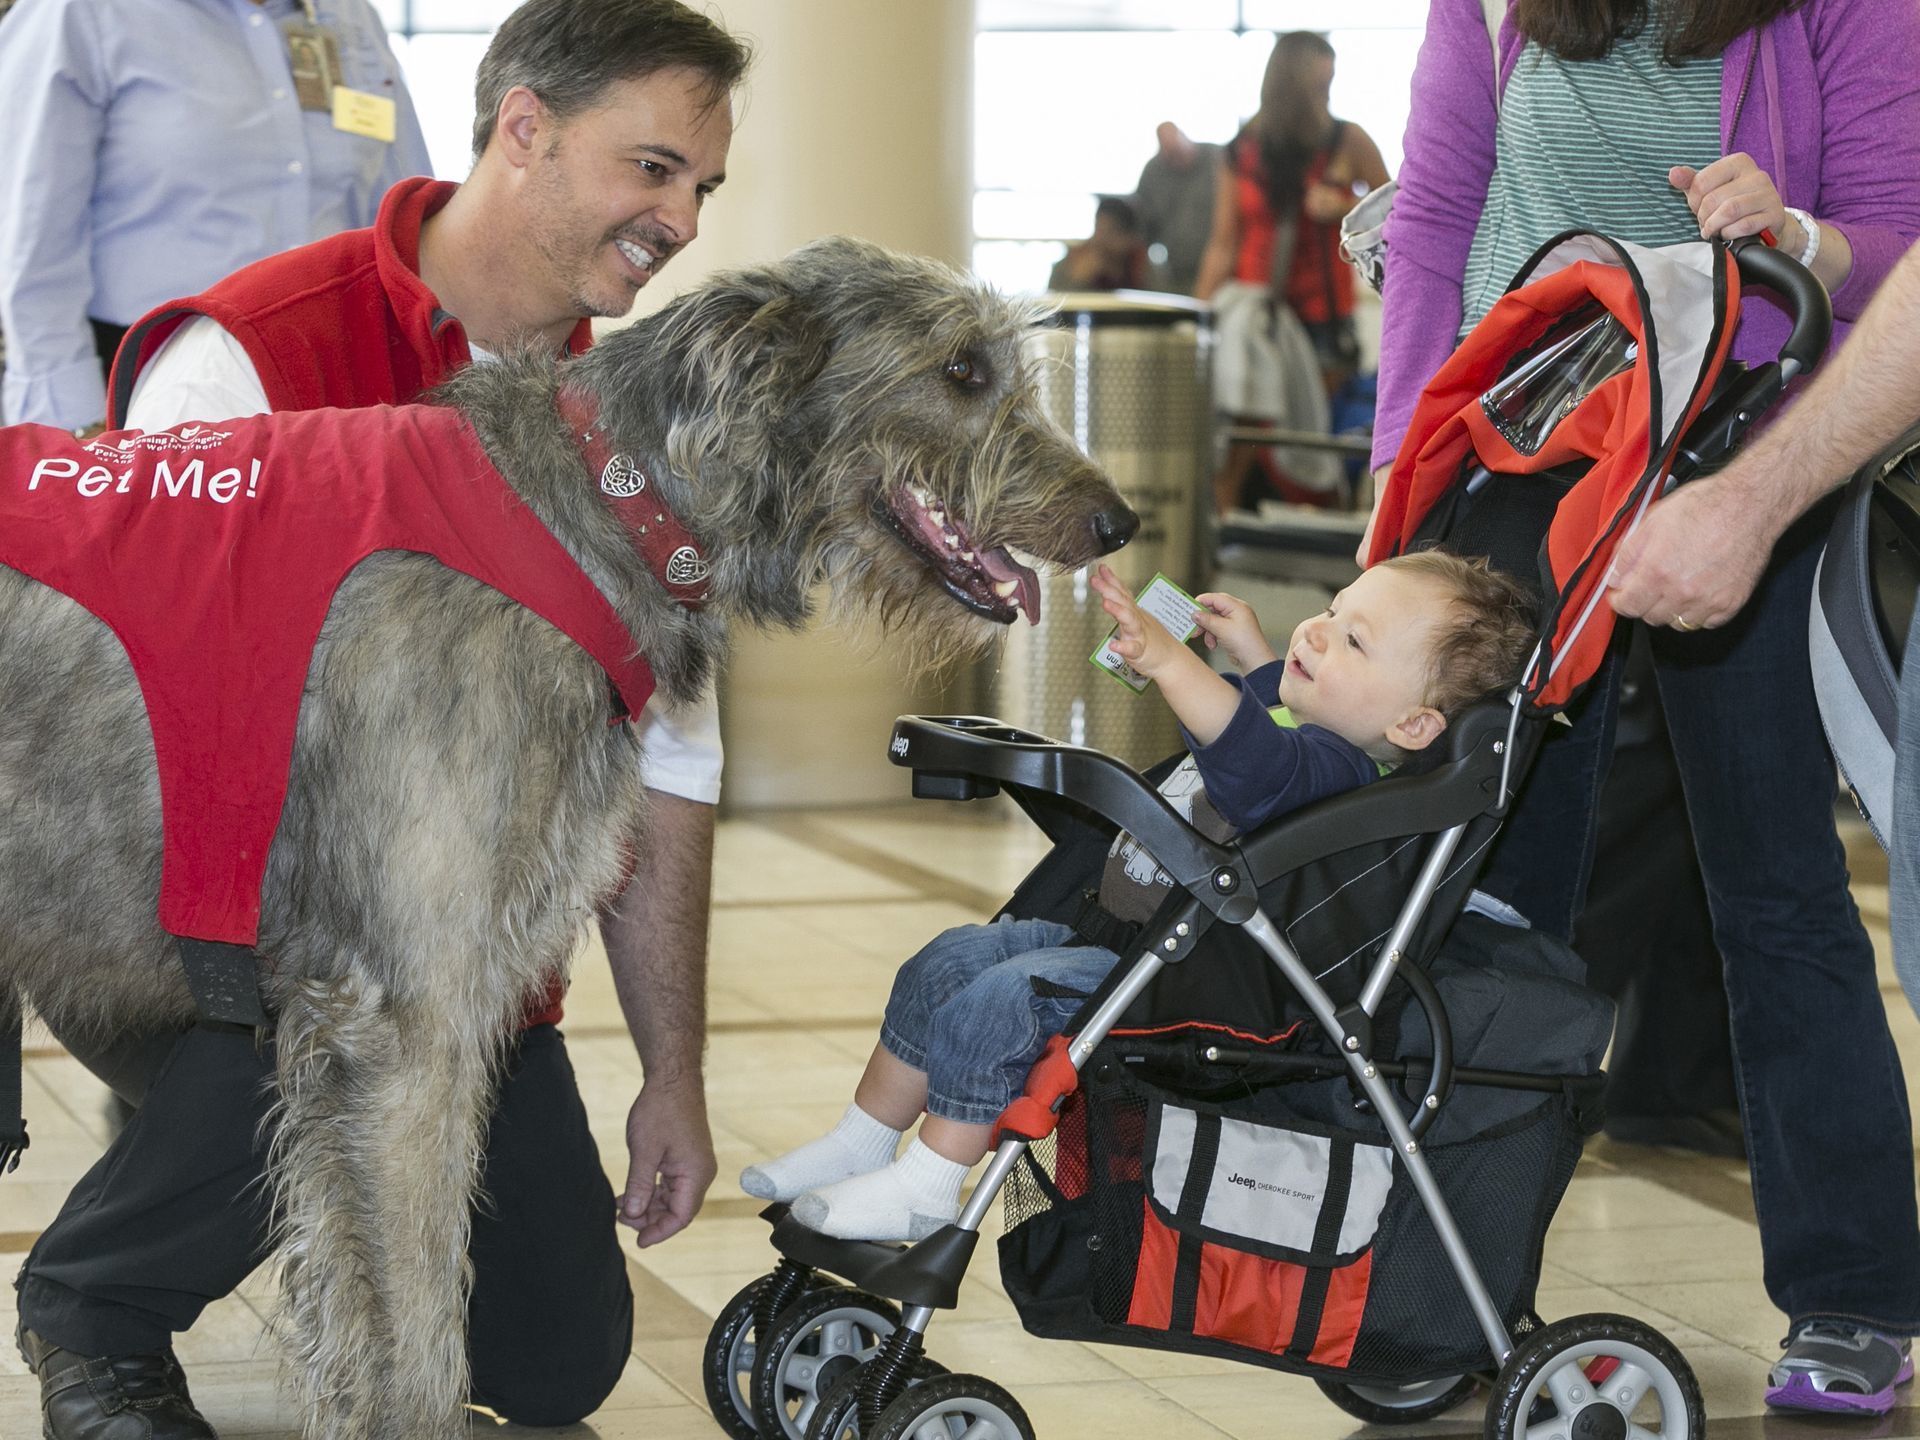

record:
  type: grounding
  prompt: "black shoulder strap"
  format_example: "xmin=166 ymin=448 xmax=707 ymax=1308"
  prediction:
xmin=177 ymin=938 xmax=270 ymax=1029
xmin=107 ymin=306 xmax=198 ymax=430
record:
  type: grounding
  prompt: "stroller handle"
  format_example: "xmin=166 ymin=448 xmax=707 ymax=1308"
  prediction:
xmin=1729 ymin=235 xmax=1831 ymax=377
xmin=886 ymin=715 xmax=1244 ymax=902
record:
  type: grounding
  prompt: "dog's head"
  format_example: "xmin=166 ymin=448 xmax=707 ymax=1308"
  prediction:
xmin=589 ymin=236 xmax=1136 ymax=651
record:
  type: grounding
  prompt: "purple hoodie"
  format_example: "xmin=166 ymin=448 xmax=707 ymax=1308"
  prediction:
xmin=1372 ymin=0 xmax=1920 ymax=473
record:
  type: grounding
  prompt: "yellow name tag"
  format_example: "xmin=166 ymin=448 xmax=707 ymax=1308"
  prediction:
xmin=331 ymin=86 xmax=396 ymax=143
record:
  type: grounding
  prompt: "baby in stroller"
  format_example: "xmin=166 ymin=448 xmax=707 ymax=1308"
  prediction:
xmin=740 ymin=551 xmax=1536 ymax=1242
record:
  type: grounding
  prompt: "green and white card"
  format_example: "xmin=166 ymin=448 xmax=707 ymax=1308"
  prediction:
xmin=1090 ymin=573 xmax=1201 ymax=693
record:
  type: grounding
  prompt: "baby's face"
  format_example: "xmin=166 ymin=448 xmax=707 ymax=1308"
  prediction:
xmin=1278 ymin=566 xmax=1446 ymax=758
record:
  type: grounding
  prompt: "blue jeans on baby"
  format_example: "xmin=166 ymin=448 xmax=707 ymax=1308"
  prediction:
xmin=879 ymin=918 xmax=1117 ymax=1126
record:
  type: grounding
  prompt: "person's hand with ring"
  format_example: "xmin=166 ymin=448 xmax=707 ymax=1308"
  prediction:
xmin=1606 ymin=472 xmax=1789 ymax=631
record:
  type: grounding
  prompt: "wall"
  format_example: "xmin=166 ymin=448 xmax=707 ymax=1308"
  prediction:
xmin=630 ymin=0 xmax=976 ymax=809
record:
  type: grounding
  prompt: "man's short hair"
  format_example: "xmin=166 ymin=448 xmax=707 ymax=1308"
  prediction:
xmin=471 ymin=0 xmax=753 ymax=160
xmin=1378 ymin=550 xmax=1539 ymax=720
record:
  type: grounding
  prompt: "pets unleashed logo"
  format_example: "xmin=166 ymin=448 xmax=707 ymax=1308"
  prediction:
xmin=23 ymin=426 xmax=263 ymax=504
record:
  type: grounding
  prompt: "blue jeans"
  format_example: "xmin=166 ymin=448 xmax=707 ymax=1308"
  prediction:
xmin=1892 ymin=604 xmax=1920 ymax=1013
xmin=1483 ymin=508 xmax=1920 ymax=1334
xmin=880 ymin=918 xmax=1117 ymax=1125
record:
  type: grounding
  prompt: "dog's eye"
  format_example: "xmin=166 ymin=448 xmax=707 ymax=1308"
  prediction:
xmin=944 ymin=357 xmax=987 ymax=389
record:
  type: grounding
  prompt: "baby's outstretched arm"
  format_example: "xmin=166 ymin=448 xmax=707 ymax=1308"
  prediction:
xmin=1091 ymin=565 xmax=1241 ymax=743
xmin=1192 ymin=591 xmax=1280 ymax=673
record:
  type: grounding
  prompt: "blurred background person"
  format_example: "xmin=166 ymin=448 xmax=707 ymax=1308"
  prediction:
xmin=1127 ymin=121 xmax=1221 ymax=296
xmin=0 ymin=0 xmax=430 ymax=433
xmin=1048 ymin=195 xmax=1161 ymax=291
xmin=1197 ymin=30 xmax=1389 ymax=512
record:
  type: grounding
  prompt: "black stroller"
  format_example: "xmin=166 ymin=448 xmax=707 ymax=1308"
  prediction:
xmin=702 ymin=233 xmax=1830 ymax=1440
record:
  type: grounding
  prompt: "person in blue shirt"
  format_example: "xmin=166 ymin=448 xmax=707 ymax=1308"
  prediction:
xmin=0 ymin=0 xmax=430 ymax=431
xmin=740 ymin=550 xmax=1538 ymax=1242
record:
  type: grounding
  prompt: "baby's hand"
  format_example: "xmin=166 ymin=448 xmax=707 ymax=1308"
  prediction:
xmin=1091 ymin=564 xmax=1192 ymax=678
xmin=1192 ymin=591 xmax=1279 ymax=673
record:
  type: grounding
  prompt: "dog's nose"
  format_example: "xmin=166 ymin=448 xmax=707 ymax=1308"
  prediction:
xmin=1092 ymin=503 xmax=1139 ymax=554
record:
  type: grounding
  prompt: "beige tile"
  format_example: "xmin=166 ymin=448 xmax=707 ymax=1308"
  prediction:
xmin=1011 ymin=1375 xmax=1237 ymax=1438
xmin=922 ymin=1319 xmax=1130 ymax=1384
xmin=1543 ymin=1218 xmax=1764 ymax=1286
xmin=1152 ymin=1366 xmax=1463 ymax=1440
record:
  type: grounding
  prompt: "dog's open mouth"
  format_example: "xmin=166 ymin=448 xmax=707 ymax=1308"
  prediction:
xmin=880 ymin=484 xmax=1043 ymax=626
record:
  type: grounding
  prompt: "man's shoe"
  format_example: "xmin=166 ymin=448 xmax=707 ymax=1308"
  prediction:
xmin=1765 ymin=1321 xmax=1913 ymax=1416
xmin=18 ymin=1323 xmax=217 ymax=1439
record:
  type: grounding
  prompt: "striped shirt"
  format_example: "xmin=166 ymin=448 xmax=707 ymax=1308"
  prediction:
xmin=1460 ymin=9 xmax=1722 ymax=333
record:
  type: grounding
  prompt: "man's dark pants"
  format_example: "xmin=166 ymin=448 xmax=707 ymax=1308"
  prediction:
xmin=15 ymin=1022 xmax=633 ymax=1428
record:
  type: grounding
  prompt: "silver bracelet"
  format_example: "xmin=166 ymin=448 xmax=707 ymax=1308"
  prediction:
xmin=1783 ymin=206 xmax=1821 ymax=270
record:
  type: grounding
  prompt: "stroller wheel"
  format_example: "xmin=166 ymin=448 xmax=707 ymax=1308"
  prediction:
xmin=703 ymin=1271 xmax=827 ymax=1439
xmin=751 ymin=1285 xmax=901 ymax=1440
xmin=1318 ymin=1374 xmax=1480 ymax=1423
xmin=868 ymin=1372 xmax=1035 ymax=1440
xmin=1486 ymin=1313 xmax=1704 ymax=1440
xmin=804 ymin=1356 xmax=949 ymax=1440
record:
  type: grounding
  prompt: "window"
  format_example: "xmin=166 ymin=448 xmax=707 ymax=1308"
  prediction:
xmin=375 ymin=3 xmax=505 ymax=178
xmin=974 ymin=1 xmax=1426 ymax=292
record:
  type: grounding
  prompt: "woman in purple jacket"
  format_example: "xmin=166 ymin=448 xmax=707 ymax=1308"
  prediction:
xmin=1370 ymin=0 xmax=1920 ymax=1416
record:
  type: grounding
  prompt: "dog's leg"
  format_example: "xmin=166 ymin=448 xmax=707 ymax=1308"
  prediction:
xmin=270 ymin=965 xmax=512 ymax=1440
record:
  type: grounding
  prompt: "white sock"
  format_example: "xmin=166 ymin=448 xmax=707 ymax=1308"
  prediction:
xmin=739 ymin=1103 xmax=903 ymax=1202
xmin=789 ymin=1139 xmax=968 ymax=1242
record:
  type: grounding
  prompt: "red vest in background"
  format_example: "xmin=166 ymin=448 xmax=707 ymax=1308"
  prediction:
xmin=0 ymin=409 xmax=652 ymax=951
xmin=109 ymin=176 xmax=594 ymax=423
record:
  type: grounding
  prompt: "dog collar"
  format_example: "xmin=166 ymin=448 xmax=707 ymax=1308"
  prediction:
xmin=556 ymin=388 xmax=712 ymax=610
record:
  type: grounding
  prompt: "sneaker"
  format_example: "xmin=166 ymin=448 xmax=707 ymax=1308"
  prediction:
xmin=1765 ymin=1321 xmax=1914 ymax=1416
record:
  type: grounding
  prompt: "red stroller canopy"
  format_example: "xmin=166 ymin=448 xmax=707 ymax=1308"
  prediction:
xmin=1368 ymin=234 xmax=1742 ymax=711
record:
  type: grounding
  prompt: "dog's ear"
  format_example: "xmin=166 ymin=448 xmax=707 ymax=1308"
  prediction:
xmin=664 ymin=282 xmax=832 ymax=481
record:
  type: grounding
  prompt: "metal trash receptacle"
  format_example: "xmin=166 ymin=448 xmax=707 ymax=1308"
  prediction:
xmin=986 ymin=291 xmax=1212 ymax=769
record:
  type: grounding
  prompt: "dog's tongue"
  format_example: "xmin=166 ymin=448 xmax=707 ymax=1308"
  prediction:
xmin=981 ymin=546 xmax=1041 ymax=626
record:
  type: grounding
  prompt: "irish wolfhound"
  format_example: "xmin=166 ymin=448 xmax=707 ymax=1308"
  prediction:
xmin=0 ymin=235 xmax=1134 ymax=1439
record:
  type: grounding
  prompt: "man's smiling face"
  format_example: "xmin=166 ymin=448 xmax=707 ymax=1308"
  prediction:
xmin=522 ymin=66 xmax=734 ymax=320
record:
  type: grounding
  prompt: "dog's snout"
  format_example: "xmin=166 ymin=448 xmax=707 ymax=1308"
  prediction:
xmin=1092 ymin=503 xmax=1139 ymax=554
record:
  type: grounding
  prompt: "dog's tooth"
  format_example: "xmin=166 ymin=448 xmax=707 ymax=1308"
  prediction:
xmin=929 ymin=508 xmax=945 ymax=525
xmin=961 ymin=550 xmax=975 ymax=562
xmin=944 ymin=533 xmax=959 ymax=547
xmin=993 ymin=579 xmax=1019 ymax=599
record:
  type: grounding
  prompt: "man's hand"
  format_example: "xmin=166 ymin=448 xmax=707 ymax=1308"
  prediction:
xmin=600 ymin=789 xmax=718 ymax=1248
xmin=1192 ymin=591 xmax=1279 ymax=673
xmin=1606 ymin=474 xmax=1785 ymax=630
xmin=1090 ymin=564 xmax=1192 ymax=678
xmin=621 ymin=1077 xmax=717 ymax=1247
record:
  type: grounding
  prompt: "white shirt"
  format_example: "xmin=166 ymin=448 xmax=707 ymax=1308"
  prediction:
xmin=125 ymin=315 xmax=725 ymax=804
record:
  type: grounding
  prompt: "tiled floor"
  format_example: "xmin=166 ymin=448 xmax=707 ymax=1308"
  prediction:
xmin=1 ymin=801 xmax=1914 ymax=1438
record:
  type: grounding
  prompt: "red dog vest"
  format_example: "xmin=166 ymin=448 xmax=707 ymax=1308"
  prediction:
xmin=0 ymin=406 xmax=654 ymax=948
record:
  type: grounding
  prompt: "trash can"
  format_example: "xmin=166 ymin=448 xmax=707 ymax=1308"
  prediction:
xmin=985 ymin=292 xmax=1212 ymax=769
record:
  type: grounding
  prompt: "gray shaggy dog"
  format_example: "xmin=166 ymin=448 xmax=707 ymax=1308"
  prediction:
xmin=0 ymin=235 xmax=1133 ymax=1439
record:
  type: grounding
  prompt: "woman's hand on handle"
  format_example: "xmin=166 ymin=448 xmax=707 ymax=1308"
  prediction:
xmin=1670 ymin=155 xmax=1787 ymax=245
xmin=1670 ymin=155 xmax=1853 ymax=290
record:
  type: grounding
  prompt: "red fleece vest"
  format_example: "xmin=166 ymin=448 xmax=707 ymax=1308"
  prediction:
xmin=0 ymin=408 xmax=652 ymax=948
xmin=109 ymin=175 xmax=595 ymax=1024
xmin=110 ymin=177 xmax=594 ymax=425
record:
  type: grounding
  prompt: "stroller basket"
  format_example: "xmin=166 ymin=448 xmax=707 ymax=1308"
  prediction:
xmin=999 ymin=1032 xmax=1596 ymax=1382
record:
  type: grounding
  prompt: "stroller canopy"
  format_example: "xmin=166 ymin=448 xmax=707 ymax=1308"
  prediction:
xmin=1368 ymin=233 xmax=1742 ymax=711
